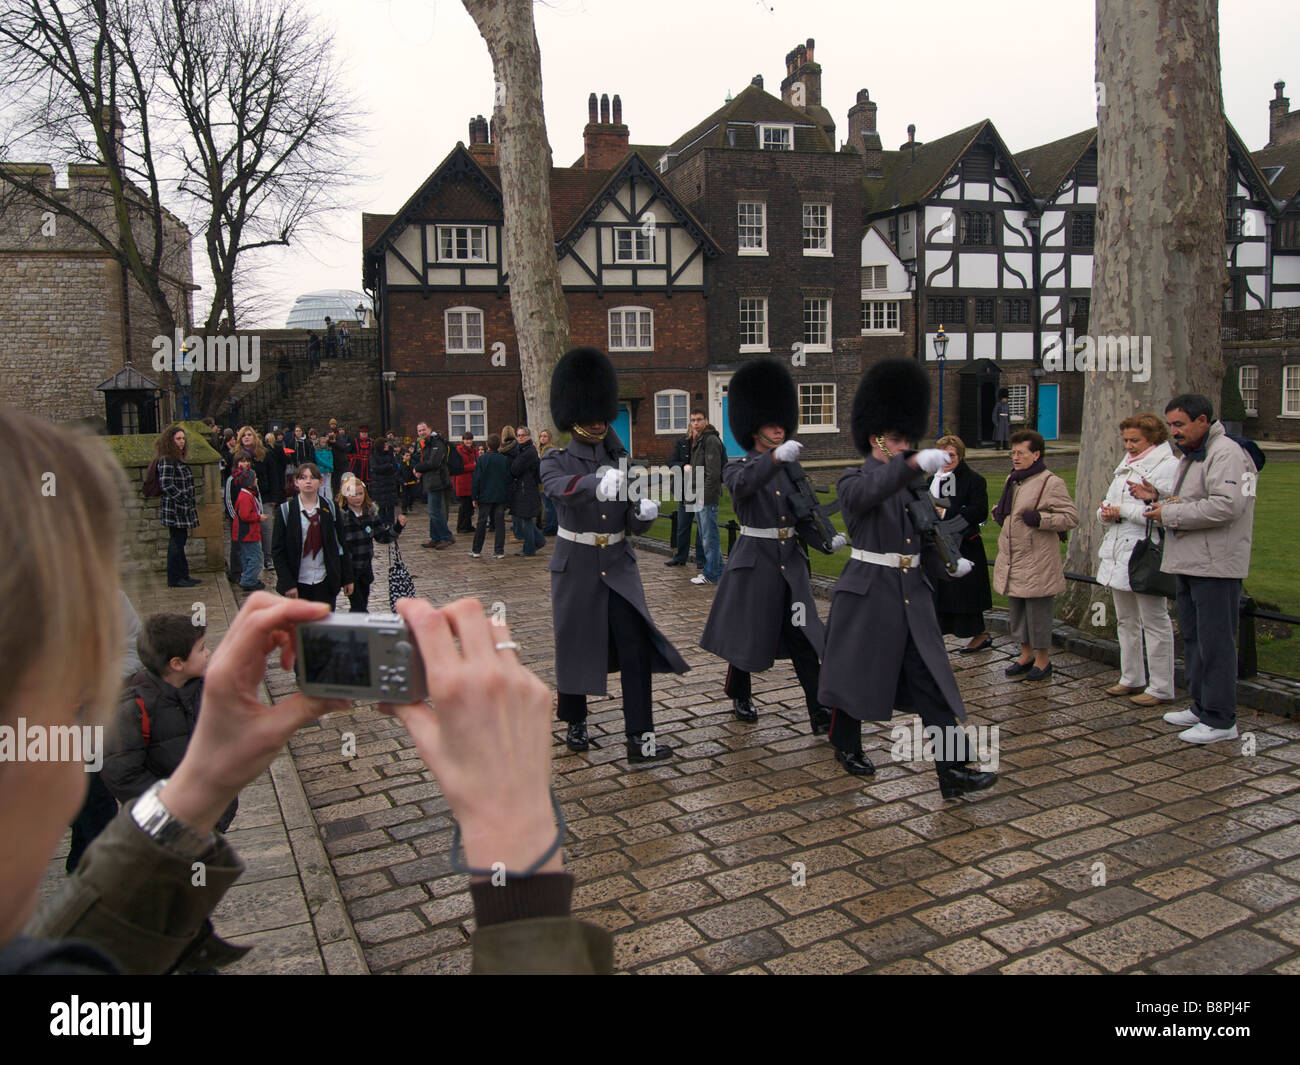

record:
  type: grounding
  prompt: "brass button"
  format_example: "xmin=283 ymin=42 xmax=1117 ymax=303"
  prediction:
xmin=601 ymin=570 xmax=606 ymax=576
xmin=775 ymin=490 xmax=781 ymax=496
xmin=904 ymin=599 xmax=909 ymax=605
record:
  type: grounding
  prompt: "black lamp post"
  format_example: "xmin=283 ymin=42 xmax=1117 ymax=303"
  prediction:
xmin=355 ymin=302 xmax=366 ymax=329
xmin=175 ymin=359 xmax=194 ymax=421
xmin=933 ymin=324 xmax=949 ymax=436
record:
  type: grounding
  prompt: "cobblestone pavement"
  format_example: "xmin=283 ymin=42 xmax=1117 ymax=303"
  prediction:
xmin=267 ymin=524 xmax=1300 ymax=976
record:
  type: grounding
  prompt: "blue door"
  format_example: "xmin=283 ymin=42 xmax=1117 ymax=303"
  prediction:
xmin=1037 ymin=384 xmax=1059 ymax=441
xmin=611 ymin=404 xmax=632 ymax=455
xmin=720 ymin=395 xmax=742 ymax=459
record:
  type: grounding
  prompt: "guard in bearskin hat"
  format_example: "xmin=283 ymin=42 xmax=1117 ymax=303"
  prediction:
xmin=699 ymin=359 xmax=840 ymax=734
xmin=817 ymin=358 xmax=998 ymax=797
xmin=540 ymin=347 xmax=690 ymax=765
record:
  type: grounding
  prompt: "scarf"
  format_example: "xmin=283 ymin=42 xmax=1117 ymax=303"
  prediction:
xmin=302 ymin=509 xmax=323 ymax=559
xmin=992 ymin=458 xmax=1046 ymax=526
xmin=929 ymin=470 xmax=955 ymax=501
xmin=1178 ymin=430 xmax=1211 ymax=462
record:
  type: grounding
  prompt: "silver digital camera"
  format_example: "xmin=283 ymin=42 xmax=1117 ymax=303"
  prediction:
xmin=295 ymin=613 xmax=428 ymax=702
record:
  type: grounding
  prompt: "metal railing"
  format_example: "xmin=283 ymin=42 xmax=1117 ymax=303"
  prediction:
xmin=1221 ymin=307 xmax=1300 ymax=342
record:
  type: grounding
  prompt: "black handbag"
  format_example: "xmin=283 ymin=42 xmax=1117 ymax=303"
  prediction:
xmin=387 ymin=540 xmax=417 ymax=610
xmin=1128 ymin=520 xmax=1176 ymax=597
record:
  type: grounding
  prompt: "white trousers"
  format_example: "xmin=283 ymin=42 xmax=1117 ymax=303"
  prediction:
xmin=1111 ymin=587 xmax=1175 ymax=699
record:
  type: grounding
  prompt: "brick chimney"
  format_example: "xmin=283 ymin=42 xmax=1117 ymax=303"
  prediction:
xmin=751 ymin=74 xmax=764 ymax=91
xmin=847 ymin=89 xmax=883 ymax=177
xmin=780 ymin=37 xmax=834 ymax=142
xmin=467 ymin=114 xmax=496 ymax=164
xmin=98 ymin=105 xmax=125 ymax=167
xmin=1268 ymin=80 xmax=1300 ymax=147
xmin=582 ymin=91 xmax=629 ymax=169
xmin=900 ymin=124 xmax=922 ymax=164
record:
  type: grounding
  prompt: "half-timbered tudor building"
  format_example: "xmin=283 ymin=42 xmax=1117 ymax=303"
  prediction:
xmin=362 ymin=97 xmax=719 ymax=463
xmin=655 ymin=40 xmax=868 ymax=461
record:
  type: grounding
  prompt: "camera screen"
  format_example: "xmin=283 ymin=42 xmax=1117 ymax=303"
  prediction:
xmin=301 ymin=627 xmax=371 ymax=687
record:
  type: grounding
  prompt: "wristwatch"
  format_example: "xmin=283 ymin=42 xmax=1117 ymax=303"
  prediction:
xmin=130 ymin=779 xmax=217 ymax=860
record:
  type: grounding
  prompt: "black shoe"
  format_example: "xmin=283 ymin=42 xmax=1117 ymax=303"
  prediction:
xmin=958 ymin=637 xmax=993 ymax=655
xmin=565 ymin=721 xmax=590 ymax=752
xmin=937 ymin=762 xmax=999 ymax=800
xmin=664 ymin=559 xmax=686 ymax=567
xmin=238 ymin=581 xmax=266 ymax=592
xmin=1024 ymin=663 xmax=1053 ymax=682
xmin=1005 ymin=659 xmax=1034 ymax=678
xmin=809 ymin=706 xmax=832 ymax=735
xmin=627 ymin=732 xmax=674 ymax=764
xmin=169 ymin=578 xmax=202 ymax=588
xmin=732 ymin=697 xmax=757 ymax=723
xmin=835 ymin=748 xmax=875 ymax=776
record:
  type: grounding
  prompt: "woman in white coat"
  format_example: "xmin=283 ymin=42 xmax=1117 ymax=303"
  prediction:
xmin=1096 ymin=413 xmax=1180 ymax=707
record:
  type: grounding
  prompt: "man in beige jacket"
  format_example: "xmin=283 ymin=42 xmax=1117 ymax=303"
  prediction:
xmin=1133 ymin=394 xmax=1255 ymax=744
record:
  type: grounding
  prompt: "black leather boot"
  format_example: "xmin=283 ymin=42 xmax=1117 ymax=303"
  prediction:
xmin=835 ymin=747 xmax=875 ymax=776
xmin=627 ymin=731 xmax=674 ymax=764
xmin=808 ymin=705 xmax=832 ymax=735
xmin=732 ymin=697 xmax=757 ymax=722
xmin=565 ymin=721 xmax=590 ymax=752
xmin=936 ymin=761 xmax=998 ymax=800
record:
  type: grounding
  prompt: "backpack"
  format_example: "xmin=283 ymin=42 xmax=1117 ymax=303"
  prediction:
xmin=1226 ymin=433 xmax=1265 ymax=472
xmin=447 ymin=445 xmax=465 ymax=477
xmin=142 ymin=459 xmax=162 ymax=498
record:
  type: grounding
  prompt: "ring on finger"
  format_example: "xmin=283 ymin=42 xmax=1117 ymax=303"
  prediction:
xmin=494 ymin=640 xmax=520 ymax=653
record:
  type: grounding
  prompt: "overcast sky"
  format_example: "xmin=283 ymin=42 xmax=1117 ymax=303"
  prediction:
xmin=245 ymin=0 xmax=1297 ymax=327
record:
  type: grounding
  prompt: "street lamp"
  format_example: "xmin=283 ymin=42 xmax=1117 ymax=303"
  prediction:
xmin=175 ymin=358 xmax=194 ymax=421
xmin=933 ymin=324 xmax=949 ymax=435
xmin=355 ymin=302 xmax=366 ymax=329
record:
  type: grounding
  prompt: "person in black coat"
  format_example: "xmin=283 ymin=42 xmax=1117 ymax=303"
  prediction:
xmin=369 ymin=438 xmax=401 ymax=528
xmin=271 ymin=463 xmax=354 ymax=608
xmin=664 ymin=430 xmax=701 ymax=567
xmin=509 ymin=428 xmax=546 ymax=557
xmin=931 ymin=435 xmax=993 ymax=652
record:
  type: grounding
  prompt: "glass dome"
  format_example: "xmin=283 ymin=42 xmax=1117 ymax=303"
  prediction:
xmin=285 ymin=290 xmax=371 ymax=330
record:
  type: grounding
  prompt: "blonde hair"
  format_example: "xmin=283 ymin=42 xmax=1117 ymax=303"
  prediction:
xmin=1119 ymin=412 xmax=1169 ymax=446
xmin=1 ymin=405 xmax=123 ymax=726
xmin=336 ymin=473 xmax=375 ymax=514
xmin=237 ymin=425 xmax=266 ymax=461
xmin=935 ymin=435 xmax=966 ymax=462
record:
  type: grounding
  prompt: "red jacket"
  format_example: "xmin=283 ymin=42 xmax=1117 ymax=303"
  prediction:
xmin=232 ymin=488 xmax=262 ymax=542
xmin=452 ymin=443 xmax=477 ymax=497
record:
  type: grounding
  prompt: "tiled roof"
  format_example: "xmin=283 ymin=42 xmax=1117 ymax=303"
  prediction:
xmin=1254 ymin=140 xmax=1300 ymax=203
xmin=862 ymin=120 xmax=989 ymax=216
xmin=1013 ymin=128 xmax=1096 ymax=199
xmin=659 ymin=84 xmax=833 ymax=169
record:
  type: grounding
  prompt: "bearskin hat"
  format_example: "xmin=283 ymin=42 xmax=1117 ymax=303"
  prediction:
xmin=728 ymin=358 xmax=798 ymax=451
xmin=850 ymin=358 xmax=931 ymax=454
xmin=550 ymin=347 xmax=619 ymax=431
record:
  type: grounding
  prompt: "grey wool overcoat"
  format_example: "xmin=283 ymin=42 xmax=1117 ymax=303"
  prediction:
xmin=817 ymin=453 xmax=967 ymax=722
xmin=540 ymin=437 xmax=690 ymax=695
xmin=700 ymin=449 xmax=826 ymax=671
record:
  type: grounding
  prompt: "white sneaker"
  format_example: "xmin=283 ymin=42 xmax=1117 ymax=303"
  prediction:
xmin=1162 ymin=707 xmax=1199 ymax=727
xmin=469 ymin=552 xmax=481 ymax=558
xmin=690 ymin=573 xmax=715 ymax=585
xmin=1178 ymin=722 xmax=1239 ymax=744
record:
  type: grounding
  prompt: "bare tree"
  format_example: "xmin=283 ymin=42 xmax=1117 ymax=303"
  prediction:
xmin=1057 ymin=0 xmax=1226 ymax=629
xmin=0 ymin=0 xmax=360 ymax=416
xmin=462 ymin=0 xmax=569 ymax=438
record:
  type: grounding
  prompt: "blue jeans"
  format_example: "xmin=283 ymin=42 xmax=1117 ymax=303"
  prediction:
xmin=515 ymin=516 xmax=546 ymax=556
xmin=543 ymin=494 xmax=558 ymax=535
xmin=672 ymin=506 xmax=700 ymax=564
xmin=238 ymin=540 xmax=263 ymax=587
xmin=427 ymin=490 xmax=453 ymax=543
xmin=698 ymin=503 xmax=722 ymax=582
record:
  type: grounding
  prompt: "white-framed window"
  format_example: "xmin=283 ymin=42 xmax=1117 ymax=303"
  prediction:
xmin=803 ymin=298 xmax=831 ymax=351
xmin=654 ymin=390 xmax=689 ymax=434
xmin=739 ymin=297 xmax=768 ymax=351
xmin=798 ymin=383 xmax=837 ymax=433
xmin=759 ymin=124 xmax=794 ymax=151
xmin=614 ymin=227 xmax=655 ymax=263
xmin=448 ymin=394 xmax=487 ymax=440
xmin=902 ymin=213 xmax=912 ymax=233
xmin=862 ymin=265 xmax=889 ymax=291
xmin=1284 ymin=365 xmax=1300 ymax=416
xmin=802 ymin=203 xmax=831 ymax=255
xmin=1007 ymin=384 xmax=1029 ymax=421
xmin=445 ymin=307 xmax=484 ymax=353
xmin=861 ymin=300 xmax=901 ymax=334
xmin=1239 ymin=365 xmax=1259 ymax=417
xmin=738 ymin=201 xmax=766 ymax=254
xmin=609 ymin=307 xmax=653 ymax=351
xmin=436 ymin=225 xmax=488 ymax=262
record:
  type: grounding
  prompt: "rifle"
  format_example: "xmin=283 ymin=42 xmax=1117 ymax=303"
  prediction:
xmin=784 ymin=460 xmax=841 ymax=554
xmin=903 ymin=476 xmax=968 ymax=581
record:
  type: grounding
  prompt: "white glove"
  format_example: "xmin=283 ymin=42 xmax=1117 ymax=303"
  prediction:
xmin=953 ymin=558 xmax=974 ymax=577
xmin=830 ymin=533 xmax=847 ymax=551
xmin=636 ymin=498 xmax=659 ymax=522
xmin=596 ymin=466 xmax=625 ymax=501
xmin=773 ymin=440 xmax=803 ymax=463
xmin=915 ymin=448 xmax=949 ymax=475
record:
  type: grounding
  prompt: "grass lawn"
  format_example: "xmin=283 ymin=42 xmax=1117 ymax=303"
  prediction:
xmin=646 ymin=459 xmax=1300 ymax=677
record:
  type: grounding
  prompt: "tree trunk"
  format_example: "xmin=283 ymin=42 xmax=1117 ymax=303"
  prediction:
xmin=1059 ymin=0 xmax=1225 ymax=630
xmin=462 ymin=0 xmax=569 ymax=439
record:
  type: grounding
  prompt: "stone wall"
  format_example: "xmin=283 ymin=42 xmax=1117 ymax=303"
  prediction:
xmin=108 ymin=423 xmax=224 ymax=576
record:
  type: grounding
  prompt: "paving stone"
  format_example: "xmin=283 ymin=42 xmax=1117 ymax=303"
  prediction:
xmin=764 ymin=939 xmax=869 ymax=975
xmin=355 ymin=911 xmax=426 ymax=944
xmin=1032 ymin=825 xmax=1129 ymax=860
xmin=1149 ymin=930 xmax=1291 ymax=974
xmin=700 ymin=812 xmax=805 ymax=846
xmin=1257 ymin=908 xmax=1300 ymax=947
xmin=978 ymin=851 xmax=1050 ymax=878
xmin=846 ymin=917 xmax=941 ymax=962
xmin=870 ymin=957 xmax=943 ymax=974
xmin=842 ymin=884 xmax=934 ymax=924
xmin=1149 ymin=893 xmax=1254 ymax=937
xmin=1066 ymin=917 xmax=1191 ymax=972
xmin=1218 ymin=872 xmax=1300 ymax=913
xmin=631 ymin=852 xmax=721 ymax=890
xmin=985 ymin=877 xmax=1061 ymax=912
xmin=615 ymin=918 xmax=707 ymax=968
xmin=925 ymin=936 xmax=1008 ymax=974
xmin=999 ymin=947 xmax=1102 ymax=975
xmin=915 ymin=894 xmax=1015 ymax=937
xmin=1187 ymin=845 xmax=1272 ymax=878
xmin=1245 ymin=824 xmax=1300 ymax=859
xmin=768 ymin=869 xmax=875 ymax=916
xmin=1067 ymin=885 xmax=1154 ymax=922
xmin=932 ymin=826 xmax=1035 ymax=863
xmin=982 ymin=910 xmax=1091 ymax=952
xmin=1132 ymin=867 xmax=1218 ymax=901
xmin=621 ymin=880 xmax=721 ymax=923
xmin=639 ymin=956 xmax=705 ymax=975
xmin=860 ymin=847 xmax=955 ymax=886
xmin=688 ymin=897 xmax=784 ymax=939
xmin=917 ymin=866 xmax=995 ymax=898
xmin=774 ymin=910 xmax=858 ymax=949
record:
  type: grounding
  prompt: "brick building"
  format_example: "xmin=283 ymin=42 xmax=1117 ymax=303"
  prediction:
xmin=0 ymin=111 xmax=195 ymax=428
xmin=362 ymin=96 xmax=718 ymax=464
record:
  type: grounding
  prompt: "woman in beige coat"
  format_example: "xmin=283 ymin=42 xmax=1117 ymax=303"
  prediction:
xmin=992 ymin=429 xmax=1079 ymax=681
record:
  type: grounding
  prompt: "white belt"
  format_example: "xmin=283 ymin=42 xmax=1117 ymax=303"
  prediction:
xmin=558 ymin=527 xmax=626 ymax=547
xmin=740 ymin=525 xmax=794 ymax=540
xmin=851 ymin=548 xmax=921 ymax=569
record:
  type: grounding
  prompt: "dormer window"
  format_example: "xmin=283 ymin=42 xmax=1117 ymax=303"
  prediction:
xmin=437 ymin=225 xmax=488 ymax=262
xmin=759 ymin=124 xmax=793 ymax=151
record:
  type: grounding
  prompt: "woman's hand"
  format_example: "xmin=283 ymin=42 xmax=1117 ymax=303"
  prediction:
xmin=1099 ymin=503 xmax=1121 ymax=522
